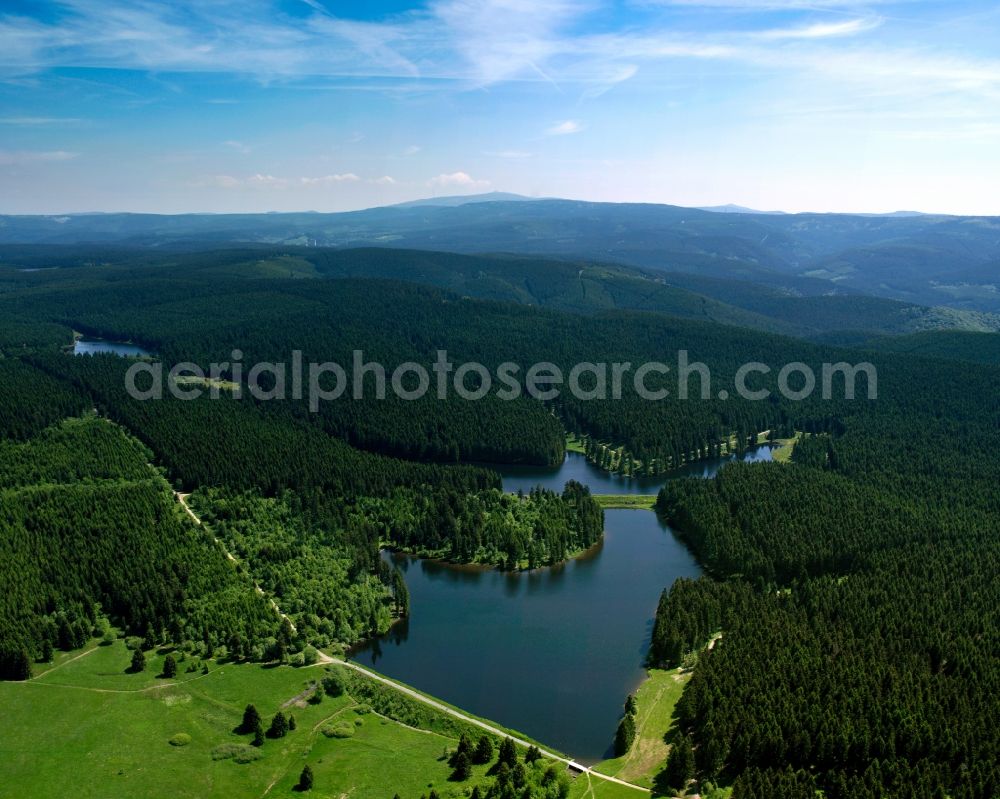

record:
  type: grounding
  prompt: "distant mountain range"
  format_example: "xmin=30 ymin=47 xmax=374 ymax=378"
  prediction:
xmin=391 ymin=191 xmax=541 ymax=208
xmin=1 ymin=194 xmax=998 ymax=314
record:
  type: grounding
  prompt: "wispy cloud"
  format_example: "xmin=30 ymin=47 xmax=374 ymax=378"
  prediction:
xmin=652 ymin=0 xmax=892 ymax=7
xmin=300 ymin=173 xmax=361 ymax=185
xmin=0 ymin=1 xmax=996 ymax=121
xmin=205 ymin=172 xmax=362 ymax=189
xmin=427 ymin=171 xmax=490 ymax=189
xmin=402 ymin=145 xmax=421 ymax=156
xmin=545 ymin=119 xmax=585 ymax=136
xmin=0 ymin=116 xmax=82 ymax=125
xmin=0 ymin=149 xmax=77 ymax=165
xmin=224 ymin=140 xmax=252 ymax=154
xmin=485 ymin=150 xmax=533 ymax=159
xmin=756 ymin=18 xmax=881 ymax=40
xmin=371 ymin=175 xmax=397 ymax=185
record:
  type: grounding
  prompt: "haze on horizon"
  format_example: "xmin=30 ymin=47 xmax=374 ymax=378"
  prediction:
xmin=1 ymin=0 xmax=999 ymax=217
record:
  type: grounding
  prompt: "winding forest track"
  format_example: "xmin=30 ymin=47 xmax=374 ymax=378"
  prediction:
xmin=173 ymin=491 xmax=296 ymax=632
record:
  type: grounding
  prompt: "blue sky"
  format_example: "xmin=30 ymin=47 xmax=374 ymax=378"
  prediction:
xmin=1 ymin=0 xmax=999 ymax=214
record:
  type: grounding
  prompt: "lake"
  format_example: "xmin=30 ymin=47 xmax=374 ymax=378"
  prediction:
xmin=496 ymin=446 xmax=775 ymax=495
xmin=73 ymin=338 xmax=152 ymax=357
xmin=351 ymin=509 xmax=702 ymax=761
xmin=349 ymin=447 xmax=775 ymax=760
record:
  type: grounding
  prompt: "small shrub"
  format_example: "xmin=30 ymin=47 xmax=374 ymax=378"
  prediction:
xmin=321 ymin=722 xmax=355 ymax=739
xmin=168 ymin=733 xmax=191 ymax=747
xmin=234 ymin=747 xmax=262 ymax=764
xmin=211 ymin=743 xmax=262 ymax=763
xmin=354 ymin=717 xmax=364 ymax=727
xmin=321 ymin=672 xmax=345 ymax=697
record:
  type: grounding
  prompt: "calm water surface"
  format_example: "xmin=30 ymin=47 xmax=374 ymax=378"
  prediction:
xmin=350 ymin=448 xmax=774 ymax=760
xmin=496 ymin=446 xmax=774 ymax=495
xmin=73 ymin=339 xmax=152 ymax=357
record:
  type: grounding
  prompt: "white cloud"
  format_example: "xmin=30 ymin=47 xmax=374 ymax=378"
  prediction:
xmin=224 ymin=140 xmax=252 ymax=154
xmin=372 ymin=175 xmax=397 ymax=185
xmin=0 ymin=150 xmax=77 ymax=165
xmin=246 ymin=174 xmax=289 ymax=188
xmin=757 ymin=18 xmax=881 ymax=41
xmin=545 ymin=119 xmax=584 ymax=136
xmin=430 ymin=0 xmax=585 ymax=85
xmin=300 ymin=173 xmax=360 ymax=185
xmin=427 ymin=171 xmax=491 ymax=189
xmin=207 ymin=172 xmax=363 ymax=189
xmin=402 ymin=145 xmax=421 ymax=156
xmin=0 ymin=0 xmax=996 ymax=121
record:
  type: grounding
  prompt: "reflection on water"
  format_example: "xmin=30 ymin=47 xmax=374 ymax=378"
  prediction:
xmin=73 ymin=338 xmax=152 ymax=357
xmin=350 ymin=444 xmax=774 ymax=760
xmin=350 ymin=510 xmax=701 ymax=761
xmin=493 ymin=446 xmax=774 ymax=495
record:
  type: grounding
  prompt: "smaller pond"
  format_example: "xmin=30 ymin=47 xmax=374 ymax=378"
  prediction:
xmin=495 ymin=446 xmax=775 ymax=495
xmin=73 ymin=339 xmax=152 ymax=357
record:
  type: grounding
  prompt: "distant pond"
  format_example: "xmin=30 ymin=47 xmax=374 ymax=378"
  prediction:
xmin=73 ymin=338 xmax=152 ymax=357
xmin=350 ymin=447 xmax=774 ymax=761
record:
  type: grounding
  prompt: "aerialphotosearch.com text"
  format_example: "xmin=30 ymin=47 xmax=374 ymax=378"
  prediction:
xmin=125 ymin=349 xmax=878 ymax=410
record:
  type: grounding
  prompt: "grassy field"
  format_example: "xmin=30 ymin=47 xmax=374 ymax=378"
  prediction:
xmin=593 ymin=495 xmax=658 ymax=510
xmin=172 ymin=375 xmax=241 ymax=392
xmin=767 ymin=432 xmax=802 ymax=463
xmin=565 ymin=434 xmax=588 ymax=454
xmin=0 ymin=638 xmax=611 ymax=799
xmin=590 ymin=669 xmax=690 ymax=790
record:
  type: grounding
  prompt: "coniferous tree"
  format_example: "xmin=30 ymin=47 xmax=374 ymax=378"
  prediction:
xmin=268 ymin=711 xmax=288 ymax=739
xmin=242 ymin=704 xmax=261 ymax=734
xmin=474 ymin=735 xmax=494 ymax=764
xmin=498 ymin=737 xmax=517 ymax=768
xmin=451 ymin=751 xmax=472 ymax=781
xmin=297 ymin=764 xmax=313 ymax=791
xmin=450 ymin=734 xmax=472 ymax=767
xmin=130 ymin=648 xmax=145 ymax=673
xmin=665 ymin=736 xmax=695 ymax=791
xmin=162 ymin=654 xmax=177 ymax=678
xmin=614 ymin=714 xmax=636 ymax=757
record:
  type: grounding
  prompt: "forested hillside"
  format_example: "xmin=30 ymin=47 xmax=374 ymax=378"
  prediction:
xmin=3 ymin=198 xmax=999 ymax=311
xmin=650 ymin=408 xmax=1000 ymax=796
xmin=1 ymin=241 xmax=998 ymax=797
xmin=0 ymin=416 xmax=278 ymax=679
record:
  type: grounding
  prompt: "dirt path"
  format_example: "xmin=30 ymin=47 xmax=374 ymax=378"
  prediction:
xmin=332 ymin=658 xmax=650 ymax=793
xmin=174 ymin=491 xmax=296 ymax=633
xmin=280 ymin=680 xmax=319 ymax=710
xmin=33 ymin=643 xmax=99 ymax=677
xmin=21 ymin=666 xmax=217 ymax=695
xmin=176 ymin=488 xmax=645 ymax=792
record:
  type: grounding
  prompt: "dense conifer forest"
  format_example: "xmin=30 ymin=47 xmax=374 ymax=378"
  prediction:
xmin=651 ymin=418 xmax=1000 ymax=796
xmin=0 ymin=416 xmax=278 ymax=679
xmin=1 ymin=246 xmax=999 ymax=796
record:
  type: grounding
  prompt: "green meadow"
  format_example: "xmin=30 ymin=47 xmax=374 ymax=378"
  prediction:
xmin=0 ymin=638 xmax=629 ymax=799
